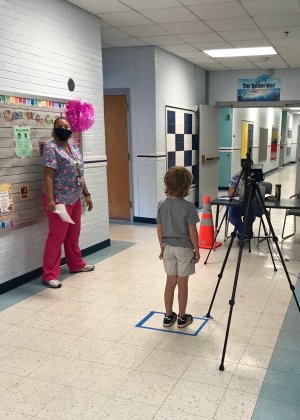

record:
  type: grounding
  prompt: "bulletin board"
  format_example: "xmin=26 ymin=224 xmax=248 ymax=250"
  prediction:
xmin=0 ymin=93 xmax=80 ymax=232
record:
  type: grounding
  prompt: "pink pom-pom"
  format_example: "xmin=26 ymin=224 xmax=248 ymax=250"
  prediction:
xmin=66 ymin=99 xmax=95 ymax=132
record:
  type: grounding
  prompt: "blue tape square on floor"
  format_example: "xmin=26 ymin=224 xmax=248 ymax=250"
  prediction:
xmin=135 ymin=311 xmax=209 ymax=336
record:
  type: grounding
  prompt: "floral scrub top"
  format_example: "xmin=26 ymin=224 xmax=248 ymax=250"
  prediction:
xmin=228 ymin=171 xmax=244 ymax=196
xmin=42 ymin=140 xmax=84 ymax=205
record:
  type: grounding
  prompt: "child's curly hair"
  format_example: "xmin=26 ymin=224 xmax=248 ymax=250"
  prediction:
xmin=164 ymin=166 xmax=193 ymax=198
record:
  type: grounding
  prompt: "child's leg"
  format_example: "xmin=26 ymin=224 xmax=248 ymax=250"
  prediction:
xmin=177 ymin=276 xmax=189 ymax=317
xmin=164 ymin=275 xmax=177 ymax=315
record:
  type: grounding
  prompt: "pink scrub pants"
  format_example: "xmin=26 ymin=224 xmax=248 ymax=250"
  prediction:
xmin=42 ymin=193 xmax=86 ymax=280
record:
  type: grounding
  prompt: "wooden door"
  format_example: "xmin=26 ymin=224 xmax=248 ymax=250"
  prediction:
xmin=104 ymin=95 xmax=130 ymax=220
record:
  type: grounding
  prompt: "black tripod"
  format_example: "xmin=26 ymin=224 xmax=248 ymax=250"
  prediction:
xmin=204 ymin=173 xmax=277 ymax=272
xmin=205 ymin=168 xmax=300 ymax=371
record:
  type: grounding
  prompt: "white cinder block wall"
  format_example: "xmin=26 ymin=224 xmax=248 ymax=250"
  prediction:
xmin=103 ymin=46 xmax=206 ymax=219
xmin=155 ymin=48 xmax=206 ymax=207
xmin=102 ymin=46 xmax=156 ymax=219
xmin=0 ymin=0 xmax=108 ymax=284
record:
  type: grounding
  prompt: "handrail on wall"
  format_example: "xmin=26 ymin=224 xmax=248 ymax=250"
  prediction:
xmin=202 ymin=154 xmax=220 ymax=164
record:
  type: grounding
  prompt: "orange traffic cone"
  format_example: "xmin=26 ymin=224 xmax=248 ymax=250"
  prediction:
xmin=198 ymin=195 xmax=222 ymax=249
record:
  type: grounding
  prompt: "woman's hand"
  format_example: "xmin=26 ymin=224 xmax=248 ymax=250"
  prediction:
xmin=85 ymin=196 xmax=93 ymax=211
xmin=47 ymin=199 xmax=56 ymax=212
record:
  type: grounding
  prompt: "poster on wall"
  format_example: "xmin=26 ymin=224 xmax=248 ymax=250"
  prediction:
xmin=271 ymin=126 xmax=278 ymax=161
xmin=237 ymin=75 xmax=281 ymax=102
xmin=13 ymin=126 xmax=33 ymax=157
xmin=166 ymin=107 xmax=199 ymax=191
xmin=0 ymin=184 xmax=14 ymax=216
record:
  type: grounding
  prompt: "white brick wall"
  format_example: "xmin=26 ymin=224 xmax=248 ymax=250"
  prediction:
xmin=102 ymin=46 xmax=156 ymax=218
xmin=103 ymin=46 xmax=206 ymax=218
xmin=155 ymin=48 xmax=206 ymax=205
xmin=0 ymin=0 xmax=109 ymax=284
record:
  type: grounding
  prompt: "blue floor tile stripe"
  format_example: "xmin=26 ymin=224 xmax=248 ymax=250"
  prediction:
xmin=252 ymin=276 xmax=300 ymax=420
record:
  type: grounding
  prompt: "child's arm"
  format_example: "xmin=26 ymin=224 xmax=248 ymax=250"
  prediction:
xmin=157 ymin=223 xmax=164 ymax=259
xmin=188 ymin=224 xmax=200 ymax=263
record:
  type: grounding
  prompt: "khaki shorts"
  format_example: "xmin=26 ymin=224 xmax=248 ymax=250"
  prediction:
xmin=163 ymin=245 xmax=195 ymax=277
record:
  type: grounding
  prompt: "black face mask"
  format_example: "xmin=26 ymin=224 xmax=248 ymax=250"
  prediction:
xmin=54 ymin=128 xmax=72 ymax=141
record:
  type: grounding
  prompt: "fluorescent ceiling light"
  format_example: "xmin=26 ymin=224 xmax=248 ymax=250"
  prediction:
xmin=204 ymin=47 xmax=277 ymax=58
xmin=289 ymin=107 xmax=300 ymax=110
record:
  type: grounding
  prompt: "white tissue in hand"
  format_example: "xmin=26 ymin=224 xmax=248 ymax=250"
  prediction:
xmin=54 ymin=204 xmax=75 ymax=224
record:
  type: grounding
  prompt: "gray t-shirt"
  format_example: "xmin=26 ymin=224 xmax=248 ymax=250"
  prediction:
xmin=157 ymin=197 xmax=200 ymax=248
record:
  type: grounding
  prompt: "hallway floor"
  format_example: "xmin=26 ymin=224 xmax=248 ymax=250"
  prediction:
xmin=0 ymin=164 xmax=299 ymax=419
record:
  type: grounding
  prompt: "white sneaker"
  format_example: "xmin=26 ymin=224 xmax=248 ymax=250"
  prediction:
xmin=70 ymin=265 xmax=95 ymax=273
xmin=43 ymin=279 xmax=62 ymax=288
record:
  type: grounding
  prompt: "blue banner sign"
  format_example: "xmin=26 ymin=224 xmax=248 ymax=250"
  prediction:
xmin=237 ymin=75 xmax=281 ymax=102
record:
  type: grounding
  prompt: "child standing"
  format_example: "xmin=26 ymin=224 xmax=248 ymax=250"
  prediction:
xmin=157 ymin=166 xmax=200 ymax=328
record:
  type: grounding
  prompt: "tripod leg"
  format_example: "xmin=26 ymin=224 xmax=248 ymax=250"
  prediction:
xmin=204 ymin=209 xmax=228 ymax=265
xmin=255 ymin=186 xmax=300 ymax=312
xmin=205 ymin=227 xmax=237 ymax=318
xmin=219 ymin=183 xmax=255 ymax=371
xmin=260 ymin=214 xmax=277 ymax=272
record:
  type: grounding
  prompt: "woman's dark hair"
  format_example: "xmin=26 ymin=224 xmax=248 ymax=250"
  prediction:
xmin=53 ymin=117 xmax=69 ymax=128
xmin=164 ymin=166 xmax=193 ymax=197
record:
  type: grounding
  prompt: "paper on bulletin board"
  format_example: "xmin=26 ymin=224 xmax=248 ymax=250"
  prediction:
xmin=20 ymin=184 xmax=29 ymax=200
xmin=13 ymin=126 xmax=33 ymax=158
xmin=0 ymin=184 xmax=14 ymax=216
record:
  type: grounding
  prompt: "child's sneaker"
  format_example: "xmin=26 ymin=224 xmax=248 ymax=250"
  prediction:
xmin=177 ymin=314 xmax=193 ymax=328
xmin=163 ymin=312 xmax=177 ymax=327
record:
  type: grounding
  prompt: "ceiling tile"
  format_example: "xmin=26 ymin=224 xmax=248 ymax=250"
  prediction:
xmin=175 ymin=51 xmax=212 ymax=59
xmin=230 ymin=39 xmax=271 ymax=48
xmin=227 ymin=62 xmax=259 ymax=69
xmin=215 ymin=57 xmax=254 ymax=64
xmin=271 ymin=37 xmax=300 ymax=47
xmin=68 ymin=0 xmax=130 ymax=13
xmin=139 ymin=7 xmax=198 ymax=23
xmin=262 ymin=26 xmax=300 ymax=38
xmin=98 ymin=11 xmax=153 ymax=26
xmin=179 ymin=32 xmax=224 ymax=43
xmin=120 ymin=25 xmax=169 ymax=37
xmin=161 ymin=44 xmax=200 ymax=53
xmin=249 ymin=56 xmax=288 ymax=66
xmin=192 ymin=41 xmax=232 ymax=50
xmin=241 ymin=0 xmax=300 ymax=16
xmin=140 ymin=35 xmax=185 ymax=45
xmin=254 ymin=13 xmax=300 ymax=28
xmin=121 ymin=0 xmax=181 ymax=9
xmin=106 ymin=38 xmax=148 ymax=47
xmin=219 ymin=29 xmax=265 ymax=42
xmin=160 ymin=21 xmax=212 ymax=34
xmin=101 ymin=28 xmax=131 ymax=40
xmin=275 ymin=46 xmax=300 ymax=55
xmin=288 ymin=61 xmax=300 ymax=67
xmin=180 ymin=0 xmax=238 ymax=4
xmin=189 ymin=2 xmax=247 ymax=20
xmin=206 ymin=17 xmax=257 ymax=31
